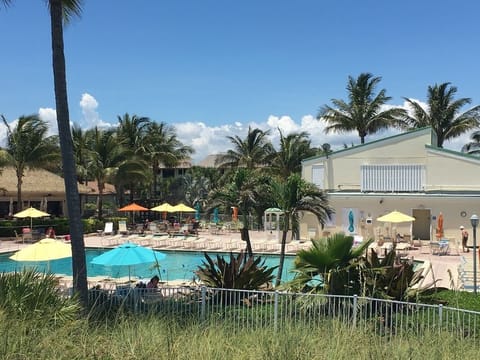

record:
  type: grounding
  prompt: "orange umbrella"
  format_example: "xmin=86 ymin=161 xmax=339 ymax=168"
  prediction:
xmin=118 ymin=203 xmax=149 ymax=212
xmin=436 ymin=212 xmax=444 ymax=240
xmin=232 ymin=206 xmax=238 ymax=221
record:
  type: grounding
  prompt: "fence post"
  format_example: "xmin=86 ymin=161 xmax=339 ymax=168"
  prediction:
xmin=438 ymin=304 xmax=443 ymax=330
xmin=352 ymin=295 xmax=358 ymax=329
xmin=274 ymin=291 xmax=279 ymax=332
xmin=201 ymin=286 xmax=206 ymax=321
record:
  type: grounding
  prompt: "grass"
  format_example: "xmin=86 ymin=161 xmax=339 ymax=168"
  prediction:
xmin=0 ymin=312 xmax=478 ymax=359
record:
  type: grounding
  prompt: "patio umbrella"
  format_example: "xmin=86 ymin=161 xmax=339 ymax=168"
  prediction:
xmin=213 ymin=208 xmax=219 ymax=224
xmin=90 ymin=242 xmax=166 ymax=281
xmin=232 ymin=206 xmax=238 ymax=221
xmin=13 ymin=207 xmax=50 ymax=229
xmin=10 ymin=238 xmax=71 ymax=262
xmin=436 ymin=212 xmax=444 ymax=240
xmin=172 ymin=203 xmax=196 ymax=222
xmin=194 ymin=203 xmax=201 ymax=221
xmin=348 ymin=209 xmax=355 ymax=233
xmin=377 ymin=210 xmax=415 ymax=223
xmin=151 ymin=202 xmax=176 ymax=220
xmin=118 ymin=202 xmax=149 ymax=224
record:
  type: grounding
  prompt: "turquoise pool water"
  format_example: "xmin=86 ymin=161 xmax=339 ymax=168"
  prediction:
xmin=0 ymin=249 xmax=296 ymax=282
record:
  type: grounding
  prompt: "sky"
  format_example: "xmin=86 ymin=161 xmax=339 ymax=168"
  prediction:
xmin=1 ymin=0 xmax=480 ymax=163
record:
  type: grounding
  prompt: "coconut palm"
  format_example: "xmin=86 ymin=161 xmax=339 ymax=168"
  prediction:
xmin=1 ymin=115 xmax=60 ymax=211
xmin=271 ymin=129 xmax=317 ymax=179
xmin=270 ymin=174 xmax=334 ymax=286
xmin=71 ymin=123 xmax=91 ymax=184
xmin=2 ymin=0 xmax=89 ymax=305
xmin=142 ymin=122 xmax=193 ymax=199
xmin=318 ymin=73 xmax=406 ymax=144
xmin=462 ymin=130 xmax=480 ymax=156
xmin=216 ymin=126 xmax=275 ymax=169
xmin=403 ymin=82 xmax=480 ymax=147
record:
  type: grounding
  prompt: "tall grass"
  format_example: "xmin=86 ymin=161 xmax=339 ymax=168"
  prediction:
xmin=0 ymin=314 xmax=477 ymax=359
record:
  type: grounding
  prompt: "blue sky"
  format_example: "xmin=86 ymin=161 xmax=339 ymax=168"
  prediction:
xmin=1 ymin=1 xmax=480 ymax=163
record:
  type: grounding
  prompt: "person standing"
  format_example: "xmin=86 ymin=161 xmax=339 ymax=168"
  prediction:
xmin=461 ymin=226 xmax=469 ymax=252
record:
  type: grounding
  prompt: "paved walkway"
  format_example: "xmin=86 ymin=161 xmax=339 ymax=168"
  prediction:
xmin=0 ymin=230 xmax=464 ymax=289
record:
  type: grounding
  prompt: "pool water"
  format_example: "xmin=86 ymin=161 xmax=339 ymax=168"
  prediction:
xmin=0 ymin=249 xmax=296 ymax=282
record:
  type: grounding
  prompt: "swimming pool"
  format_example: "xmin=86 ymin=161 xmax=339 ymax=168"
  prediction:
xmin=0 ymin=249 xmax=296 ymax=282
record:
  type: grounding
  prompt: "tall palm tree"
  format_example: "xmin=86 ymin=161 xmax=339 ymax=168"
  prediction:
xmin=318 ymin=73 xmax=406 ymax=144
xmin=71 ymin=123 xmax=91 ymax=184
xmin=270 ymin=174 xmax=333 ymax=286
xmin=209 ymin=168 xmax=262 ymax=256
xmin=216 ymin=126 xmax=275 ymax=169
xmin=271 ymin=129 xmax=317 ymax=179
xmin=143 ymin=122 xmax=193 ymax=199
xmin=2 ymin=0 xmax=89 ymax=306
xmin=403 ymin=82 xmax=480 ymax=147
xmin=1 ymin=115 xmax=60 ymax=211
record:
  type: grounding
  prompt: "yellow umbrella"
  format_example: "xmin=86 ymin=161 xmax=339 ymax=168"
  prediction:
xmin=150 ymin=202 xmax=176 ymax=212
xmin=172 ymin=203 xmax=195 ymax=212
xmin=13 ymin=207 xmax=50 ymax=229
xmin=377 ymin=210 xmax=415 ymax=223
xmin=9 ymin=238 xmax=71 ymax=262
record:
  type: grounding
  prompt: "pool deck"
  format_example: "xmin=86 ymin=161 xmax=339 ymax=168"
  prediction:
xmin=0 ymin=230 xmax=466 ymax=290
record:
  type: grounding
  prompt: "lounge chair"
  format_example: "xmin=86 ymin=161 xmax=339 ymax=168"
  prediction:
xmin=118 ymin=220 xmax=129 ymax=235
xmin=101 ymin=222 xmax=114 ymax=236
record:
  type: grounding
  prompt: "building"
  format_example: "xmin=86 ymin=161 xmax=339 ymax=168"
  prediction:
xmin=301 ymin=127 xmax=480 ymax=242
xmin=0 ymin=167 xmax=91 ymax=218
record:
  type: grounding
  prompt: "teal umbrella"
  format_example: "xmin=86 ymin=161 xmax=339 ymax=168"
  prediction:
xmin=348 ymin=210 xmax=355 ymax=233
xmin=90 ymin=242 xmax=166 ymax=280
xmin=195 ymin=203 xmax=201 ymax=221
xmin=213 ymin=208 xmax=219 ymax=224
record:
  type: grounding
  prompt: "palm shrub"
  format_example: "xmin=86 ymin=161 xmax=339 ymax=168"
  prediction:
xmin=0 ymin=269 xmax=80 ymax=326
xmin=196 ymin=252 xmax=276 ymax=305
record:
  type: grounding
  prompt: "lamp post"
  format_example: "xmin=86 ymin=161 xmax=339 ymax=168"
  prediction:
xmin=470 ymin=214 xmax=479 ymax=294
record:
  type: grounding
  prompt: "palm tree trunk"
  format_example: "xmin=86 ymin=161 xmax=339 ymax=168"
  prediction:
xmin=240 ymin=211 xmax=253 ymax=256
xmin=49 ymin=0 xmax=88 ymax=306
xmin=275 ymin=230 xmax=288 ymax=286
xmin=16 ymin=170 xmax=22 ymax=212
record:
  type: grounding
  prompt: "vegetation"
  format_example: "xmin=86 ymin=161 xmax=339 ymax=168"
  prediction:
xmin=317 ymin=72 xmax=406 ymax=144
xmin=403 ymin=82 xmax=480 ymax=147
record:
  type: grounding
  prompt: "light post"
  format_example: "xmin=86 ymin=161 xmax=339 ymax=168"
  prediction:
xmin=470 ymin=214 xmax=479 ymax=294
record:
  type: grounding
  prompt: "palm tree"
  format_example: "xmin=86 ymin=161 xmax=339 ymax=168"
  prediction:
xmin=269 ymin=174 xmax=334 ymax=286
xmin=216 ymin=126 xmax=275 ymax=169
xmin=143 ymin=122 xmax=193 ymax=199
xmin=287 ymin=233 xmax=372 ymax=295
xmin=318 ymin=73 xmax=406 ymax=144
xmin=271 ymin=129 xmax=317 ymax=179
xmin=403 ymin=82 xmax=480 ymax=147
xmin=2 ymin=0 xmax=89 ymax=306
xmin=1 ymin=115 xmax=60 ymax=211
xmin=71 ymin=123 xmax=91 ymax=184
xmin=209 ymin=168 xmax=262 ymax=256
xmin=462 ymin=130 xmax=480 ymax=156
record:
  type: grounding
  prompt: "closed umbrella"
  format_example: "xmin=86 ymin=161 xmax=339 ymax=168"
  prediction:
xmin=436 ymin=212 xmax=444 ymax=240
xmin=90 ymin=242 xmax=166 ymax=281
xmin=13 ymin=207 xmax=50 ymax=229
xmin=213 ymin=208 xmax=219 ymax=224
xmin=194 ymin=203 xmax=201 ymax=221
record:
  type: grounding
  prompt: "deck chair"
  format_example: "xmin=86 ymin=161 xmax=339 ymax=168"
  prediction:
xmin=102 ymin=222 xmax=114 ymax=236
xmin=118 ymin=220 xmax=129 ymax=235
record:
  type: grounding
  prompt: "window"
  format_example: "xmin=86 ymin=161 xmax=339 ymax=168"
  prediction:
xmin=311 ymin=165 xmax=325 ymax=189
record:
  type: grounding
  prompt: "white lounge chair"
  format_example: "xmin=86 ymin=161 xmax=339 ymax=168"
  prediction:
xmin=118 ymin=220 xmax=129 ymax=235
xmin=101 ymin=222 xmax=114 ymax=236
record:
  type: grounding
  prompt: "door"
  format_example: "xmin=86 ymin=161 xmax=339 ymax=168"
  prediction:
xmin=412 ymin=209 xmax=431 ymax=241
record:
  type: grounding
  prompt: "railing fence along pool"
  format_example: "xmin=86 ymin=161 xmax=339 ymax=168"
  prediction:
xmin=86 ymin=286 xmax=480 ymax=344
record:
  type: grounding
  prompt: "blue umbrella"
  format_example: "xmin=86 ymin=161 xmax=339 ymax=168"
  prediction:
xmin=348 ymin=209 xmax=355 ymax=233
xmin=90 ymin=242 xmax=166 ymax=280
xmin=213 ymin=208 xmax=219 ymax=224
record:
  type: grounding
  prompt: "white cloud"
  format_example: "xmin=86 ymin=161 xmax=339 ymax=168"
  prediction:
xmin=38 ymin=107 xmax=58 ymax=136
xmin=79 ymin=93 xmax=112 ymax=129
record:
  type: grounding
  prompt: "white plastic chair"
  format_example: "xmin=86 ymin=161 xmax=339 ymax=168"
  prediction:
xmin=102 ymin=222 xmax=114 ymax=236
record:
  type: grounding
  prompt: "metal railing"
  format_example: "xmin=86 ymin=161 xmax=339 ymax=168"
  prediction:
xmin=87 ymin=286 xmax=480 ymax=343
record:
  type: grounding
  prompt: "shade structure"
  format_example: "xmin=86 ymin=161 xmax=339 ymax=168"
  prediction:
xmin=118 ymin=203 xmax=149 ymax=212
xmin=377 ymin=210 xmax=415 ymax=223
xmin=172 ymin=203 xmax=195 ymax=212
xmin=13 ymin=207 xmax=50 ymax=229
xmin=90 ymin=242 xmax=166 ymax=280
xmin=150 ymin=202 xmax=175 ymax=212
xmin=10 ymin=238 xmax=71 ymax=262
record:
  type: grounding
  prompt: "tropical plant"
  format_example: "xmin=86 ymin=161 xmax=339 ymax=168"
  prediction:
xmin=209 ymin=168 xmax=262 ymax=256
xmin=402 ymin=82 xmax=480 ymax=147
xmin=0 ymin=269 xmax=80 ymax=324
xmin=216 ymin=126 xmax=274 ymax=169
xmin=271 ymin=129 xmax=317 ymax=179
xmin=318 ymin=72 xmax=406 ymax=144
xmin=270 ymin=174 xmax=334 ymax=286
xmin=196 ymin=252 xmax=276 ymax=291
xmin=0 ymin=114 xmax=60 ymax=211
xmin=142 ymin=121 xmax=193 ymax=199
xmin=286 ymin=233 xmax=372 ymax=295
xmin=462 ymin=130 xmax=480 ymax=156
xmin=1 ymin=0 xmax=89 ymax=305
xmin=71 ymin=123 xmax=92 ymax=184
